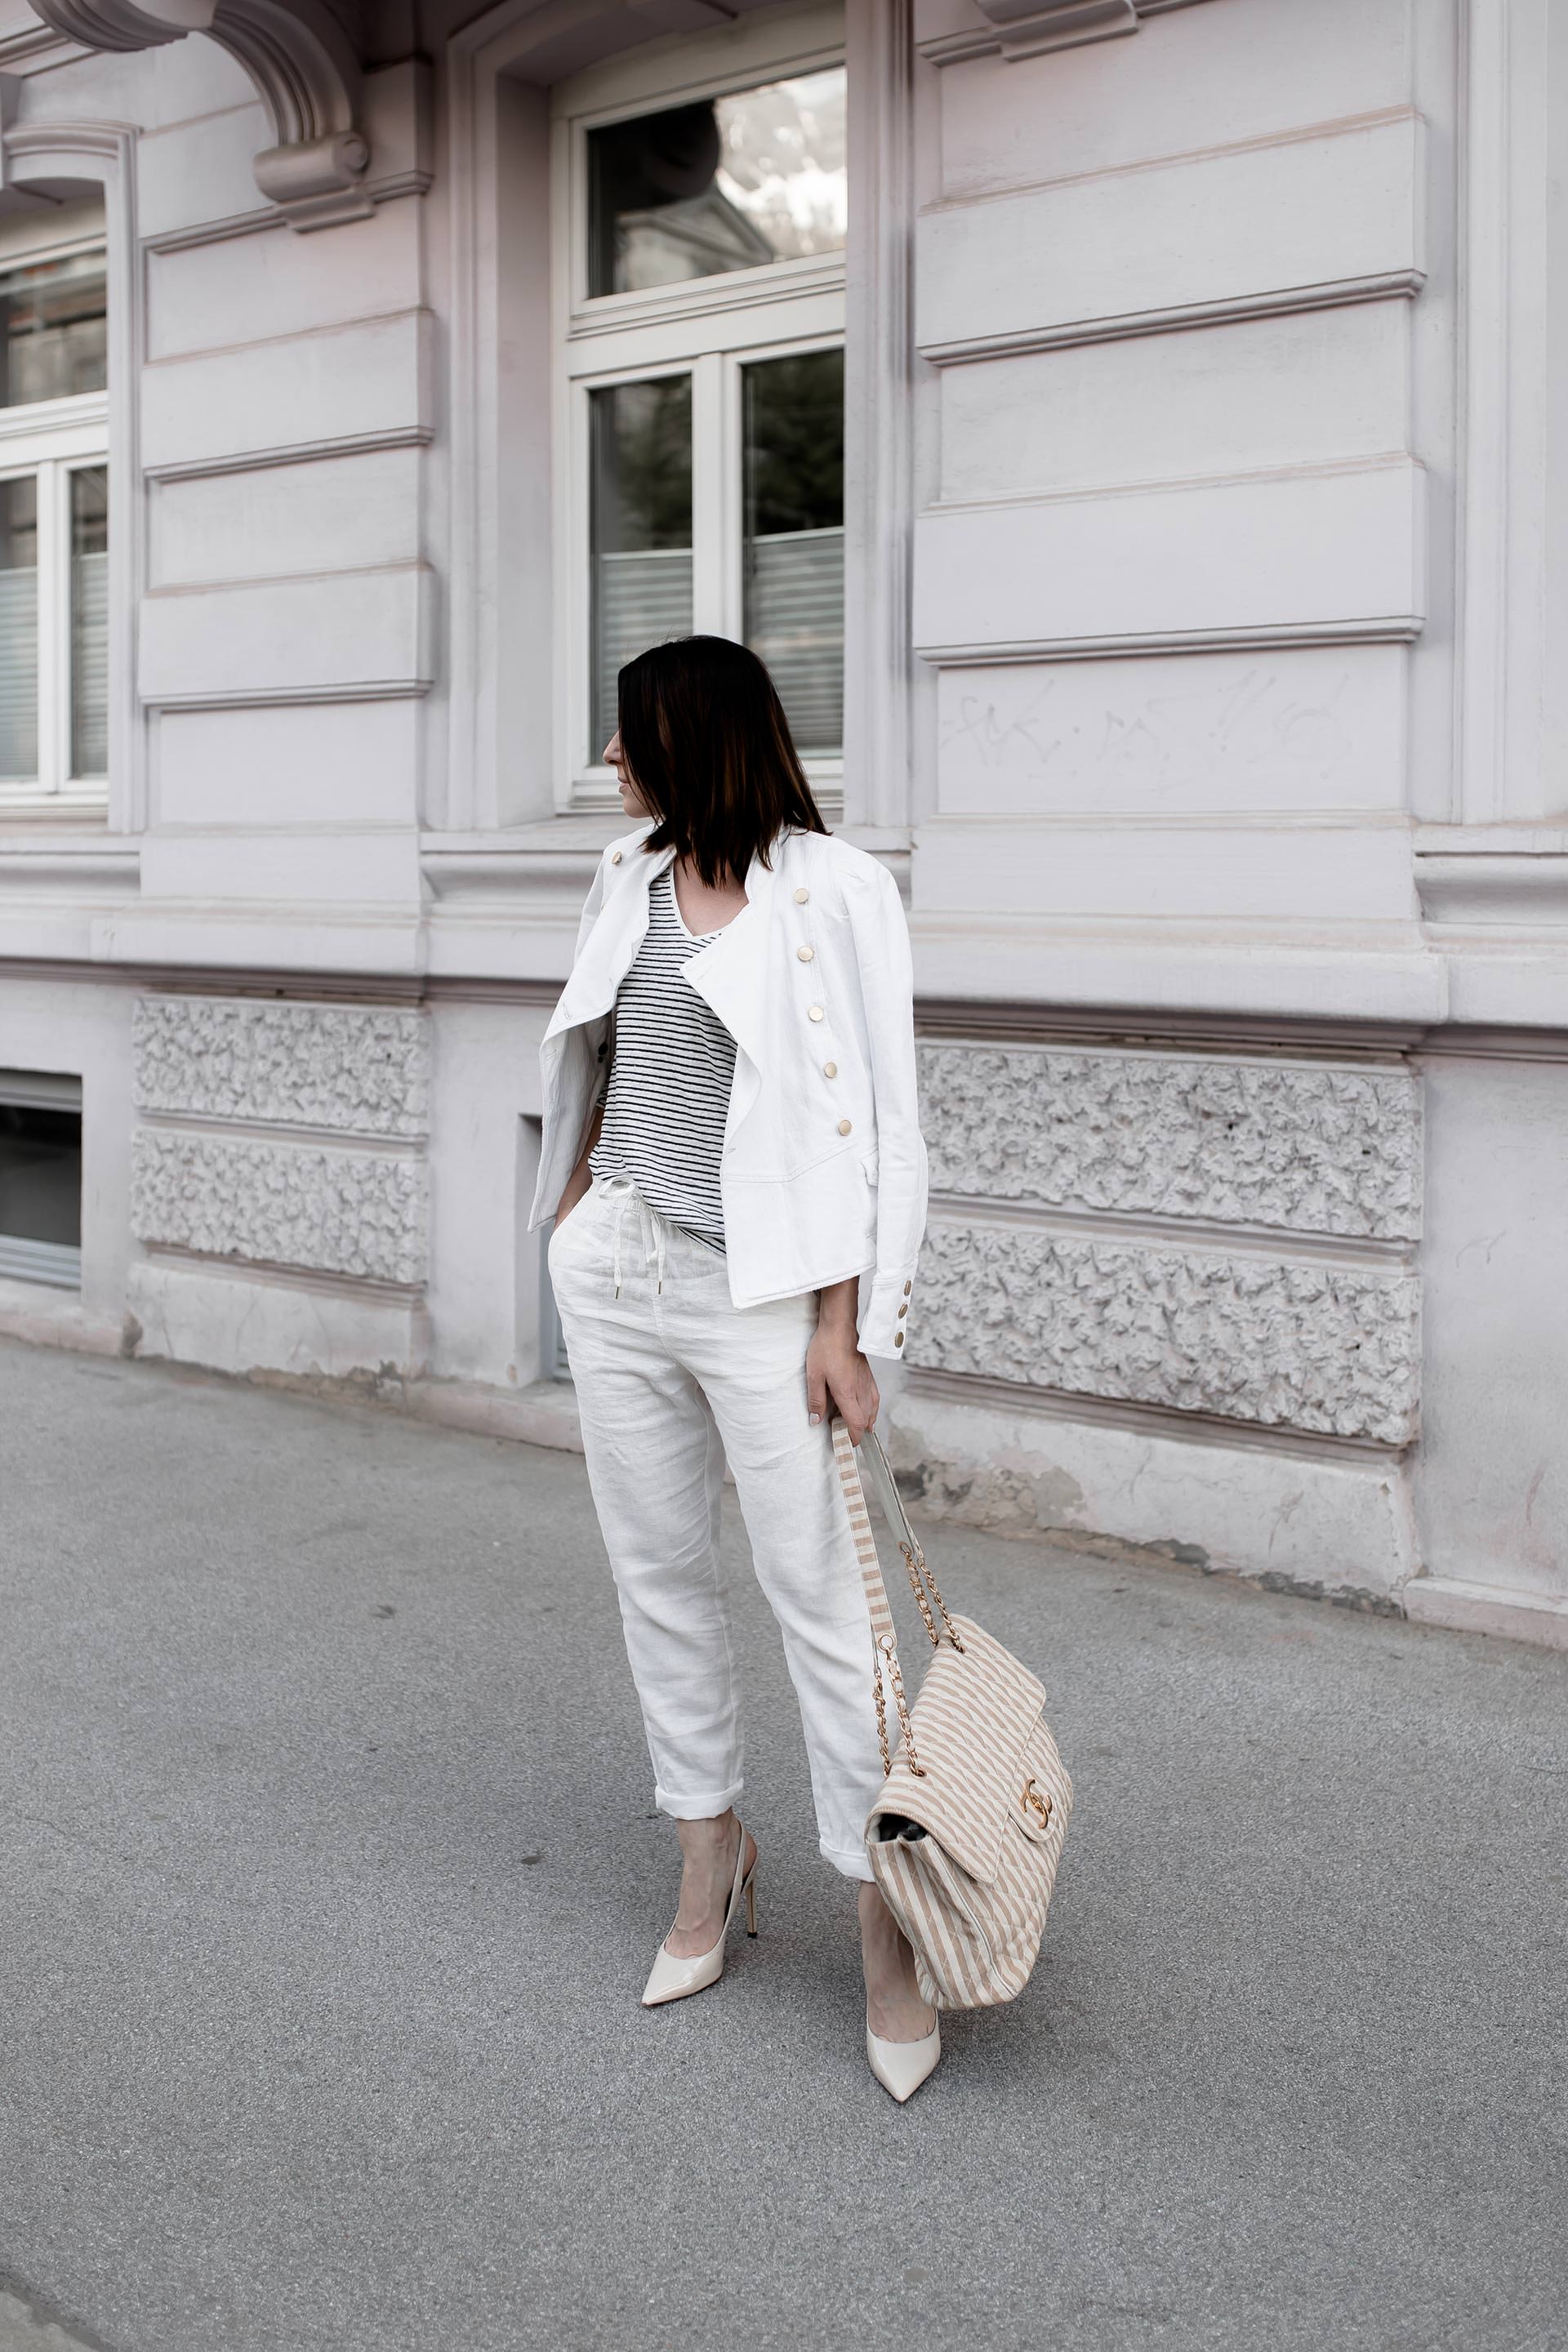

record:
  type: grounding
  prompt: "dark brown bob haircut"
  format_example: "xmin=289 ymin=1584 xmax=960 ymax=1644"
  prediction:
xmin=617 ymin=635 xmax=828 ymax=888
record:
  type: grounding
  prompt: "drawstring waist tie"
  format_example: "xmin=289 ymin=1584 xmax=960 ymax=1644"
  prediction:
xmin=599 ymin=1175 xmax=670 ymax=1298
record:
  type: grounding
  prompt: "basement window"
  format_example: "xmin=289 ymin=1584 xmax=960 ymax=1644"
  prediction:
xmin=0 ymin=1068 xmax=82 ymax=1287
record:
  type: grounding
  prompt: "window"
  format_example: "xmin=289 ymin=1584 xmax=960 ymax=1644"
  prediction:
xmin=555 ymin=25 xmax=846 ymax=809
xmin=742 ymin=345 xmax=843 ymax=754
xmin=590 ymin=374 xmax=693 ymax=751
xmin=0 ymin=1071 xmax=82 ymax=1289
xmin=586 ymin=68 xmax=847 ymax=296
xmin=0 ymin=233 xmax=110 ymax=808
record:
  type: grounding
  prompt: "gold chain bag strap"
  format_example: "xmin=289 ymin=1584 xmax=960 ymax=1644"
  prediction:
xmin=832 ymin=1419 xmax=1073 ymax=2011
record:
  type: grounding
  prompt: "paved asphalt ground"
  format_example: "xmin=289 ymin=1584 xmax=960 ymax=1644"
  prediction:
xmin=2 ymin=1336 xmax=1565 ymax=2352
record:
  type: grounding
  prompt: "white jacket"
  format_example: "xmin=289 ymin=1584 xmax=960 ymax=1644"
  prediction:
xmin=528 ymin=825 xmax=928 ymax=1360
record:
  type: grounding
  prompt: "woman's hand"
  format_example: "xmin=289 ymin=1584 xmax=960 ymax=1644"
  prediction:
xmin=807 ymin=1279 xmax=880 ymax=1445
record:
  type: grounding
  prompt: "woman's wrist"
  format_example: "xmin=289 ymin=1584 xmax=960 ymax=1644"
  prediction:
xmin=815 ymin=1277 xmax=859 ymax=1339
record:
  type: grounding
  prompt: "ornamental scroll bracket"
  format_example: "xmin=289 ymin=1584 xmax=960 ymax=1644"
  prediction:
xmin=919 ymin=0 xmax=1207 ymax=66
xmin=27 ymin=0 xmax=371 ymax=228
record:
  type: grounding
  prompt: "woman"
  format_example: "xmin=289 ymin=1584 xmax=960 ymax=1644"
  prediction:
xmin=529 ymin=635 xmax=938 ymax=2101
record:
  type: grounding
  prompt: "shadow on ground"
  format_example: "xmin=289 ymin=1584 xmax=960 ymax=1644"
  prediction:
xmin=2 ymin=1338 xmax=1564 ymax=2352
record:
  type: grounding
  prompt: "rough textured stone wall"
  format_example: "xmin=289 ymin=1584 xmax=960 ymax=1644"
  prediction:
xmin=130 ymin=996 xmax=429 ymax=1289
xmin=912 ymin=1222 xmax=1418 ymax=1444
xmin=919 ymin=1044 xmax=1419 ymax=1239
xmin=131 ymin=1133 xmax=426 ymax=1285
xmin=133 ymin=999 xmax=428 ymax=1137
xmin=910 ymin=1041 xmax=1420 ymax=1443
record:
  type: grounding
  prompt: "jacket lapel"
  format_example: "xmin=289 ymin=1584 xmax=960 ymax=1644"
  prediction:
xmin=543 ymin=840 xmax=674 ymax=1043
xmin=683 ymin=847 xmax=777 ymax=1080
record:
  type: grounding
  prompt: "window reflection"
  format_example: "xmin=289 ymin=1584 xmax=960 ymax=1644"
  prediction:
xmin=743 ymin=349 xmax=843 ymax=754
xmin=590 ymin=377 xmax=693 ymax=754
xmin=0 ymin=252 xmax=106 ymax=408
xmin=0 ymin=476 xmax=38 ymax=778
xmin=588 ymin=69 xmax=846 ymax=298
xmin=71 ymin=466 xmax=108 ymax=777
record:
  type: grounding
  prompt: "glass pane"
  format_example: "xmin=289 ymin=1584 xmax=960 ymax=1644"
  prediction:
xmin=742 ymin=349 xmax=843 ymax=755
xmin=0 ymin=1105 xmax=82 ymax=1247
xmin=71 ymin=466 xmax=109 ymax=777
xmin=0 ymin=475 xmax=38 ymax=779
xmin=0 ymin=252 xmax=106 ymax=408
xmin=588 ymin=68 xmax=846 ymax=298
xmin=590 ymin=376 xmax=693 ymax=756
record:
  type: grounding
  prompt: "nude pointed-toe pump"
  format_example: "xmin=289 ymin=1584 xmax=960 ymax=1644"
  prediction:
xmin=866 ymin=2013 xmax=942 ymax=2103
xmin=641 ymin=1825 xmax=757 ymax=2008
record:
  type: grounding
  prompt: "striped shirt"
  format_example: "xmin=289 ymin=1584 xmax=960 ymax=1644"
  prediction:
xmin=590 ymin=867 xmax=737 ymax=1249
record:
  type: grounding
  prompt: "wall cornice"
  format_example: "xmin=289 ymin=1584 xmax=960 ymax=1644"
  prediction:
xmin=24 ymin=0 xmax=381 ymax=229
xmin=9 ymin=955 xmax=1568 ymax=1067
xmin=916 ymin=0 xmax=1209 ymax=68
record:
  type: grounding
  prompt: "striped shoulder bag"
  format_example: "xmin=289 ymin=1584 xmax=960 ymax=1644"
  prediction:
xmin=832 ymin=1419 xmax=1074 ymax=2011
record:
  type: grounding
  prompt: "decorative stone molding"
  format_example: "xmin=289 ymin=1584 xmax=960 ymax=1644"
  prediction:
xmin=131 ymin=1131 xmax=426 ymax=1286
xmin=133 ymin=998 xmax=429 ymax=1137
xmin=27 ymin=0 xmax=372 ymax=228
xmin=917 ymin=0 xmax=1203 ymax=67
xmin=909 ymin=1221 xmax=1419 ymax=1446
xmin=919 ymin=1045 xmax=1421 ymax=1241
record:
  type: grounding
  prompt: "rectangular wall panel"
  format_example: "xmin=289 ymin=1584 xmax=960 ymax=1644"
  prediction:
xmin=939 ymin=303 xmax=1410 ymax=506
xmin=916 ymin=114 xmax=1423 ymax=356
xmin=932 ymin=0 xmax=1414 ymax=199
xmin=911 ymin=814 xmax=1418 ymax=922
xmin=935 ymin=647 xmax=1407 ymax=817
xmin=909 ymin=1218 xmax=1419 ymax=1446
xmin=136 ymin=831 xmax=421 ymax=906
xmin=155 ymin=701 xmax=419 ymax=827
xmin=908 ymin=1033 xmax=1423 ymax=1450
xmin=129 ymin=996 xmax=430 ymax=1292
xmin=137 ymin=102 xmax=270 ymax=240
xmin=149 ymin=451 xmax=423 ymax=588
xmin=141 ymin=310 xmax=432 ymax=476
xmin=145 ymin=207 xmax=421 ymax=362
xmin=912 ymin=461 xmax=1424 ymax=657
xmin=138 ymin=567 xmax=434 ymax=704
xmin=917 ymin=1041 xmax=1421 ymax=1240
xmin=134 ymin=997 xmax=429 ymax=1134
xmin=131 ymin=1131 xmax=427 ymax=1285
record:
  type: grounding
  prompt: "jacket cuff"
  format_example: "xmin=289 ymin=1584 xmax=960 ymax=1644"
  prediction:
xmin=859 ymin=1267 xmax=917 ymax=1362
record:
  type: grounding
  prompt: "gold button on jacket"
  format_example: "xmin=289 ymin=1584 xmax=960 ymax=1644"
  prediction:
xmin=796 ymin=945 xmax=815 ymax=962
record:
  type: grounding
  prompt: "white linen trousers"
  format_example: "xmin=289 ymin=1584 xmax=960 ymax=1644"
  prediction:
xmin=548 ymin=1174 xmax=884 ymax=1881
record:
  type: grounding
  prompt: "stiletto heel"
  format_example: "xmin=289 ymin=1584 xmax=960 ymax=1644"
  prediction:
xmin=641 ymin=1823 xmax=758 ymax=2007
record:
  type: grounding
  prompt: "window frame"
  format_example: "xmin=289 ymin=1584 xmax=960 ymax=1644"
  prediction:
xmin=0 ymin=1067 xmax=83 ymax=1291
xmin=551 ymin=16 xmax=848 ymax=815
xmin=0 ymin=225 xmax=109 ymax=813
